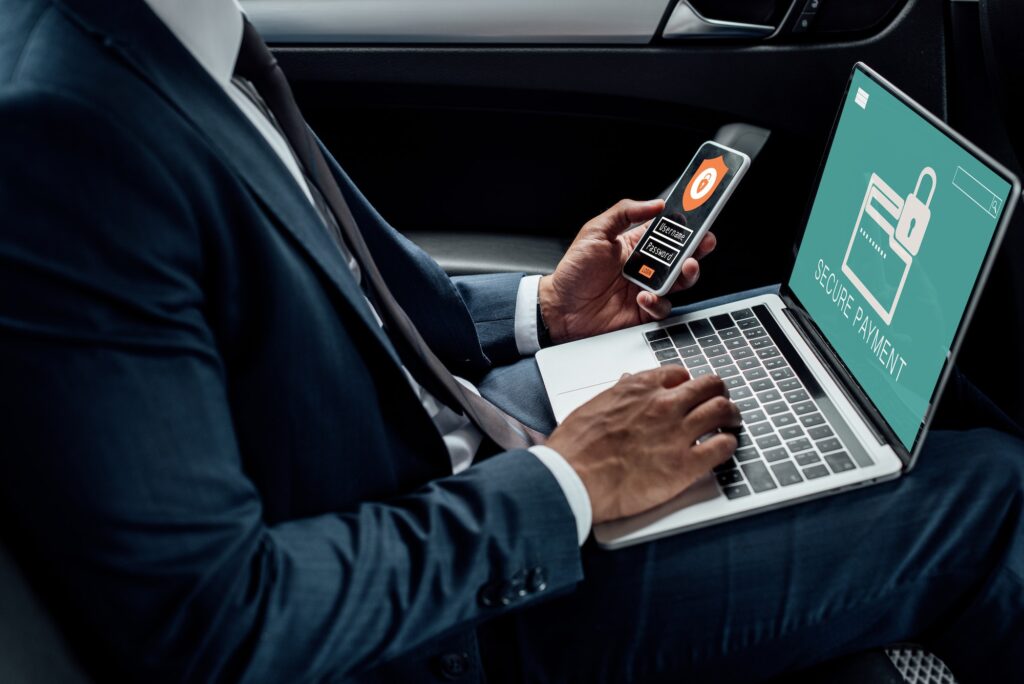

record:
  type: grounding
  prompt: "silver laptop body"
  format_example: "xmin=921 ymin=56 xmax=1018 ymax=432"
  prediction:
xmin=536 ymin=64 xmax=1021 ymax=549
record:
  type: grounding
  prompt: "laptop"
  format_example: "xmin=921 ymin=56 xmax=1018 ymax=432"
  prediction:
xmin=536 ymin=63 xmax=1021 ymax=550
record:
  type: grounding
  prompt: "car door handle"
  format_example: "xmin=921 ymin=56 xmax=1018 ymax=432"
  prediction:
xmin=662 ymin=0 xmax=775 ymax=40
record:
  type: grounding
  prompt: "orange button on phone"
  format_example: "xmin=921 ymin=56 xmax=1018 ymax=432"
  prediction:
xmin=639 ymin=265 xmax=655 ymax=279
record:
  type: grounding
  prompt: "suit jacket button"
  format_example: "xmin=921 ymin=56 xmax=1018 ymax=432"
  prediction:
xmin=527 ymin=566 xmax=548 ymax=593
xmin=435 ymin=652 xmax=470 ymax=680
xmin=509 ymin=569 xmax=528 ymax=598
xmin=478 ymin=583 xmax=499 ymax=607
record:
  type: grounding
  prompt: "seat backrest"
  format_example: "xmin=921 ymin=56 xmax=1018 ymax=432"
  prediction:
xmin=980 ymin=0 xmax=1024 ymax=168
xmin=0 ymin=542 xmax=91 ymax=683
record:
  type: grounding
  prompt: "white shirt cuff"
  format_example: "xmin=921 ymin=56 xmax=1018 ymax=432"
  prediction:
xmin=514 ymin=275 xmax=543 ymax=357
xmin=528 ymin=445 xmax=592 ymax=546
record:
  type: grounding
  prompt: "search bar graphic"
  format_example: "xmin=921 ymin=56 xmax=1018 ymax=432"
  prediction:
xmin=953 ymin=166 xmax=1002 ymax=218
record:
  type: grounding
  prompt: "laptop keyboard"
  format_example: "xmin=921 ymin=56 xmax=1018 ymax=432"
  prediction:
xmin=644 ymin=305 xmax=872 ymax=499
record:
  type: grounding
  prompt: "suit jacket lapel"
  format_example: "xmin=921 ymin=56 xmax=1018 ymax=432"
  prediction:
xmin=54 ymin=0 xmax=404 ymax=369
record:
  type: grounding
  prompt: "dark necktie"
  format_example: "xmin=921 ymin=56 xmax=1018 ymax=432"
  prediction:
xmin=233 ymin=19 xmax=545 ymax=450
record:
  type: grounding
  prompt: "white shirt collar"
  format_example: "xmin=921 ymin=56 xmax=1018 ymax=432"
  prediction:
xmin=143 ymin=0 xmax=244 ymax=86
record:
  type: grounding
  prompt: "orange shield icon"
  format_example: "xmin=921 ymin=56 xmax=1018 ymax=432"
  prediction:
xmin=682 ymin=156 xmax=729 ymax=212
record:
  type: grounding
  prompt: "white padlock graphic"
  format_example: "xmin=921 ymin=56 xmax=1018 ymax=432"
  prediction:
xmin=895 ymin=167 xmax=936 ymax=256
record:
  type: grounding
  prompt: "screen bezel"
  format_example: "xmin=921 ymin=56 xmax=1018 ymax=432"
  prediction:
xmin=781 ymin=62 xmax=1021 ymax=468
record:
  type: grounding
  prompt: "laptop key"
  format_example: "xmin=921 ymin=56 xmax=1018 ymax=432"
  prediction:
xmin=743 ymin=327 xmax=768 ymax=340
xmin=757 ymin=389 xmax=782 ymax=403
xmin=719 ymin=327 xmax=741 ymax=340
xmin=661 ymin=359 xmax=684 ymax=367
xmin=763 ymin=356 xmax=787 ymax=370
xmin=717 ymin=365 xmax=740 ymax=378
xmin=764 ymin=401 xmax=788 ymax=415
xmin=723 ymin=484 xmax=751 ymax=499
xmin=741 ymin=462 xmax=777 ymax=492
xmin=770 ymin=367 xmax=795 ymax=381
xmin=778 ymin=378 xmax=802 ymax=392
xmin=655 ymin=349 xmax=679 ymax=361
xmin=824 ymin=451 xmax=856 ymax=473
xmin=724 ymin=376 xmax=746 ymax=390
xmin=737 ymin=317 xmax=759 ymax=330
xmin=756 ymin=434 xmax=782 ymax=449
xmin=735 ymin=447 xmax=760 ymax=462
xmin=792 ymin=401 xmax=817 ymax=415
xmin=779 ymin=425 xmax=804 ymax=440
xmin=710 ymin=354 xmax=732 ymax=368
xmin=750 ymin=337 xmax=774 ymax=349
xmin=802 ymin=464 xmax=830 ymax=480
xmin=713 ymin=457 xmax=737 ymax=474
xmin=705 ymin=344 xmax=727 ymax=357
xmin=688 ymin=319 xmax=714 ymax=338
xmin=738 ymin=357 xmax=760 ymax=371
xmin=763 ymin=447 xmax=789 ymax=463
xmin=749 ymin=422 xmax=774 ymax=436
xmin=800 ymin=413 xmax=826 ymax=427
xmin=737 ymin=433 xmax=753 ymax=448
xmin=807 ymin=425 xmax=834 ymax=440
xmin=650 ymin=338 xmax=674 ymax=351
xmin=725 ymin=337 xmax=748 ymax=350
xmin=683 ymin=354 xmax=707 ymax=367
xmin=736 ymin=398 xmax=759 ymax=412
xmin=690 ymin=365 xmax=713 ymax=378
xmin=787 ymin=438 xmax=813 ymax=453
xmin=771 ymin=412 xmax=797 ymax=427
xmin=731 ymin=347 xmax=755 ymax=360
xmin=784 ymin=389 xmax=810 ymax=403
xmin=697 ymin=334 xmax=721 ymax=347
xmin=729 ymin=385 xmax=753 ymax=399
xmin=794 ymin=451 xmax=821 ymax=467
xmin=732 ymin=308 xmax=755 ymax=320
xmin=678 ymin=344 xmax=701 ymax=357
xmin=743 ymin=367 xmax=768 ymax=381
xmin=750 ymin=378 xmax=774 ymax=392
xmin=771 ymin=462 xmax=804 ymax=486
xmin=817 ymin=437 xmax=843 ymax=452
xmin=716 ymin=469 xmax=744 ymax=486
xmin=646 ymin=329 xmax=669 ymax=341
xmin=756 ymin=347 xmax=781 ymax=359
xmin=666 ymin=323 xmax=695 ymax=347
xmin=741 ymin=409 xmax=767 ymax=424
xmin=711 ymin=314 xmax=735 ymax=330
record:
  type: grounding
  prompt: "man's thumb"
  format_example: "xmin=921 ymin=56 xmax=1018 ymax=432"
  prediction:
xmin=589 ymin=198 xmax=664 ymax=238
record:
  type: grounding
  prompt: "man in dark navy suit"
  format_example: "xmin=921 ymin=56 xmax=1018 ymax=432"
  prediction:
xmin=1 ymin=1 xmax=1022 ymax=682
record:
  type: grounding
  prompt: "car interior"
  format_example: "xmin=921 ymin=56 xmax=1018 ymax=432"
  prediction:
xmin=2 ymin=0 xmax=1021 ymax=681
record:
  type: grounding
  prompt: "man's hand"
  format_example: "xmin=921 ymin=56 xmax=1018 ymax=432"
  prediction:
xmin=546 ymin=366 xmax=740 ymax=523
xmin=539 ymin=199 xmax=717 ymax=344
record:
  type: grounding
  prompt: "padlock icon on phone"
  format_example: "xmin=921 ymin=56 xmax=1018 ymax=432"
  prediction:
xmin=895 ymin=167 xmax=936 ymax=256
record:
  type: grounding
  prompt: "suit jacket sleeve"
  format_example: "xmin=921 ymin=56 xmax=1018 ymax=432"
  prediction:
xmin=0 ymin=90 xmax=582 ymax=681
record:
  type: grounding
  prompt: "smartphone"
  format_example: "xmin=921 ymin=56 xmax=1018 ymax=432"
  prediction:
xmin=622 ymin=141 xmax=750 ymax=296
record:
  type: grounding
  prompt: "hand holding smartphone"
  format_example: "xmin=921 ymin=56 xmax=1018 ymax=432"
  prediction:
xmin=622 ymin=141 xmax=750 ymax=296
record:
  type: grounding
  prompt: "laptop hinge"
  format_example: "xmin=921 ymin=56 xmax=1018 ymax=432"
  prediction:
xmin=778 ymin=298 xmax=910 ymax=464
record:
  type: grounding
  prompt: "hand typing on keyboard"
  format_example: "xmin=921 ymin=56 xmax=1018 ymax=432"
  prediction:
xmin=547 ymin=366 xmax=741 ymax=523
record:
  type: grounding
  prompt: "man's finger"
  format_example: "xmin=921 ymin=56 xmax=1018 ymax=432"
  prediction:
xmin=665 ymin=373 xmax=729 ymax=414
xmin=668 ymin=258 xmax=701 ymax=294
xmin=682 ymin=394 xmax=742 ymax=443
xmin=637 ymin=291 xmax=672 ymax=321
xmin=690 ymin=432 xmax=739 ymax=470
xmin=587 ymin=199 xmax=665 ymax=238
xmin=693 ymin=232 xmax=717 ymax=260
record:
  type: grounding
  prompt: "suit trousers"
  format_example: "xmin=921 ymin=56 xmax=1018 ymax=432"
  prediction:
xmin=477 ymin=286 xmax=1024 ymax=684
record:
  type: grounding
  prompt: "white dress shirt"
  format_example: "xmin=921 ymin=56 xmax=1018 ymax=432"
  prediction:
xmin=142 ymin=0 xmax=592 ymax=544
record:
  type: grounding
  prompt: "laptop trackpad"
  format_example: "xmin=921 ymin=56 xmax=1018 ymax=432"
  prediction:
xmin=593 ymin=474 xmax=721 ymax=546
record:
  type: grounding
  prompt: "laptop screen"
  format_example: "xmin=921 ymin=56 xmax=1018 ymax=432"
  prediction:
xmin=789 ymin=66 xmax=1013 ymax=450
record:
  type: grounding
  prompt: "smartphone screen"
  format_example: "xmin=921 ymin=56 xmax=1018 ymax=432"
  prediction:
xmin=623 ymin=142 xmax=748 ymax=294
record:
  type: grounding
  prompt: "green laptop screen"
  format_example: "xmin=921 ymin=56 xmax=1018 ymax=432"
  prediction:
xmin=789 ymin=68 xmax=1012 ymax=449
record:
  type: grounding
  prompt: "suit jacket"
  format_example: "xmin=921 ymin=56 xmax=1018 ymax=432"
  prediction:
xmin=0 ymin=0 xmax=582 ymax=681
